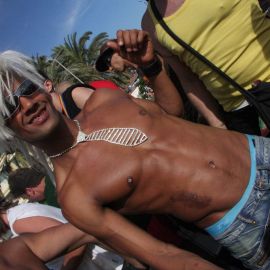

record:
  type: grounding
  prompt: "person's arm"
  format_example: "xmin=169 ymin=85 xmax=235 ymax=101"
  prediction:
xmin=0 ymin=223 xmax=95 ymax=270
xmin=61 ymin=189 xmax=221 ymax=270
xmin=13 ymin=216 xmax=87 ymax=270
xmin=0 ymin=237 xmax=48 ymax=270
xmin=61 ymin=245 xmax=86 ymax=270
xmin=13 ymin=216 xmax=63 ymax=234
xmin=143 ymin=55 xmax=184 ymax=117
xmin=142 ymin=11 xmax=226 ymax=128
xmin=21 ymin=223 xmax=96 ymax=263
xmin=167 ymin=57 xmax=226 ymax=128
xmin=107 ymin=30 xmax=184 ymax=117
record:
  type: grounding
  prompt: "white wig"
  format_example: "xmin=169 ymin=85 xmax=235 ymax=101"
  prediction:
xmin=0 ymin=51 xmax=52 ymax=172
xmin=0 ymin=50 xmax=45 ymax=140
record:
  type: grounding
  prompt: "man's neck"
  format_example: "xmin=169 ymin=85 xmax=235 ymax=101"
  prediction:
xmin=36 ymin=117 xmax=79 ymax=158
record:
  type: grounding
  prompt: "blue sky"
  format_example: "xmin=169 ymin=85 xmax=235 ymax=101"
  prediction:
xmin=0 ymin=0 xmax=148 ymax=57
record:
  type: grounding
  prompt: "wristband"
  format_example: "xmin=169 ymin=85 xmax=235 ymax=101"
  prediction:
xmin=139 ymin=56 xmax=162 ymax=78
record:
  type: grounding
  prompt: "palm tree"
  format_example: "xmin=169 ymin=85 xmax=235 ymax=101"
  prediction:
xmin=34 ymin=31 xmax=130 ymax=87
xmin=33 ymin=55 xmax=50 ymax=73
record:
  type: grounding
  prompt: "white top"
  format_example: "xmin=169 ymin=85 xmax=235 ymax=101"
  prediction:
xmin=6 ymin=202 xmax=123 ymax=270
xmin=7 ymin=202 xmax=66 ymax=270
xmin=7 ymin=202 xmax=67 ymax=236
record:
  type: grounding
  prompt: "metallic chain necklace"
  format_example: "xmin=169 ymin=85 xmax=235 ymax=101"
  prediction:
xmin=49 ymin=120 xmax=148 ymax=159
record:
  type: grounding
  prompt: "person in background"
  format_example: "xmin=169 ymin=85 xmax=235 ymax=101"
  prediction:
xmin=95 ymin=40 xmax=154 ymax=100
xmin=0 ymin=198 xmax=87 ymax=270
xmin=0 ymin=222 xmax=97 ymax=270
xmin=43 ymin=77 xmax=119 ymax=120
xmin=7 ymin=167 xmax=124 ymax=270
xmin=8 ymin=167 xmax=59 ymax=207
xmin=142 ymin=0 xmax=270 ymax=135
xmin=42 ymin=37 xmax=182 ymax=121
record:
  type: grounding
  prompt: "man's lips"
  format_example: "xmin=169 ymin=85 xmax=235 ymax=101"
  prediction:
xmin=28 ymin=107 xmax=49 ymax=125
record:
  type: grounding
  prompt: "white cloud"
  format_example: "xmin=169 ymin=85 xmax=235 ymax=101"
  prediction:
xmin=64 ymin=0 xmax=95 ymax=33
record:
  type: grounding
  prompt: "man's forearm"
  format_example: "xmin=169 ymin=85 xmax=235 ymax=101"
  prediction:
xmin=147 ymin=243 xmax=223 ymax=270
xmin=146 ymin=62 xmax=184 ymax=117
xmin=69 ymin=207 xmax=220 ymax=270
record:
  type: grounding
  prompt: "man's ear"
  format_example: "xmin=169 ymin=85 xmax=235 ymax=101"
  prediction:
xmin=25 ymin=187 xmax=35 ymax=197
xmin=43 ymin=79 xmax=54 ymax=93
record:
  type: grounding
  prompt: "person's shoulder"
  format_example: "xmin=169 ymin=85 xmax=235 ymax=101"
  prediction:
xmin=83 ymin=87 xmax=127 ymax=112
xmin=141 ymin=5 xmax=152 ymax=31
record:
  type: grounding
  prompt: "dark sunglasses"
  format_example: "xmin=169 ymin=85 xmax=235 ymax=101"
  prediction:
xmin=95 ymin=47 xmax=114 ymax=72
xmin=4 ymin=79 xmax=41 ymax=120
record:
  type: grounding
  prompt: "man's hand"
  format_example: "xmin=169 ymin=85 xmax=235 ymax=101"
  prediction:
xmin=106 ymin=29 xmax=184 ymax=116
xmin=107 ymin=29 xmax=156 ymax=67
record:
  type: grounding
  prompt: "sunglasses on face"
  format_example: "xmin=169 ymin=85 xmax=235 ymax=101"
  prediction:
xmin=3 ymin=79 xmax=41 ymax=121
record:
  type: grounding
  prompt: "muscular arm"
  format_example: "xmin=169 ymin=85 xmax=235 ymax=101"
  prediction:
xmin=142 ymin=11 xmax=226 ymax=128
xmin=61 ymin=187 xmax=221 ymax=270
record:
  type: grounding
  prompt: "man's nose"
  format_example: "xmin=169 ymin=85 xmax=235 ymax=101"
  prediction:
xmin=19 ymin=96 xmax=38 ymax=115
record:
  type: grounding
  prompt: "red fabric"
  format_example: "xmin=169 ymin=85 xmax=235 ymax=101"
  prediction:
xmin=89 ymin=80 xmax=119 ymax=90
xmin=147 ymin=216 xmax=184 ymax=246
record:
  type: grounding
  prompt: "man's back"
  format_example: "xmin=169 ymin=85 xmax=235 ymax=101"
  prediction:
xmin=54 ymin=87 xmax=250 ymax=228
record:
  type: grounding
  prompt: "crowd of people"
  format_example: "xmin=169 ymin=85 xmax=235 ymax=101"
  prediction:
xmin=0 ymin=0 xmax=270 ymax=269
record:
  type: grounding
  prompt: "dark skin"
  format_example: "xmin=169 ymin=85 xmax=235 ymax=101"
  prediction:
xmin=5 ymin=30 xmax=251 ymax=269
xmin=0 ymin=223 xmax=96 ymax=270
xmin=0 ymin=238 xmax=47 ymax=270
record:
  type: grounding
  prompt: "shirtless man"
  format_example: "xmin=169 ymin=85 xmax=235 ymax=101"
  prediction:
xmin=0 ymin=30 xmax=267 ymax=270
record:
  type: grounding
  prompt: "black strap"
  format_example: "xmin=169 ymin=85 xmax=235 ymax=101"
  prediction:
xmin=61 ymin=83 xmax=93 ymax=119
xmin=149 ymin=0 xmax=256 ymax=103
xmin=258 ymin=0 xmax=270 ymax=13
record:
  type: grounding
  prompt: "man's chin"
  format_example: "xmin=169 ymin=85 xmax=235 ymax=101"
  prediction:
xmin=19 ymin=122 xmax=59 ymax=145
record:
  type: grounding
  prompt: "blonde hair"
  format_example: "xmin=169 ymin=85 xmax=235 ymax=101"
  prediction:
xmin=0 ymin=50 xmax=45 ymax=140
